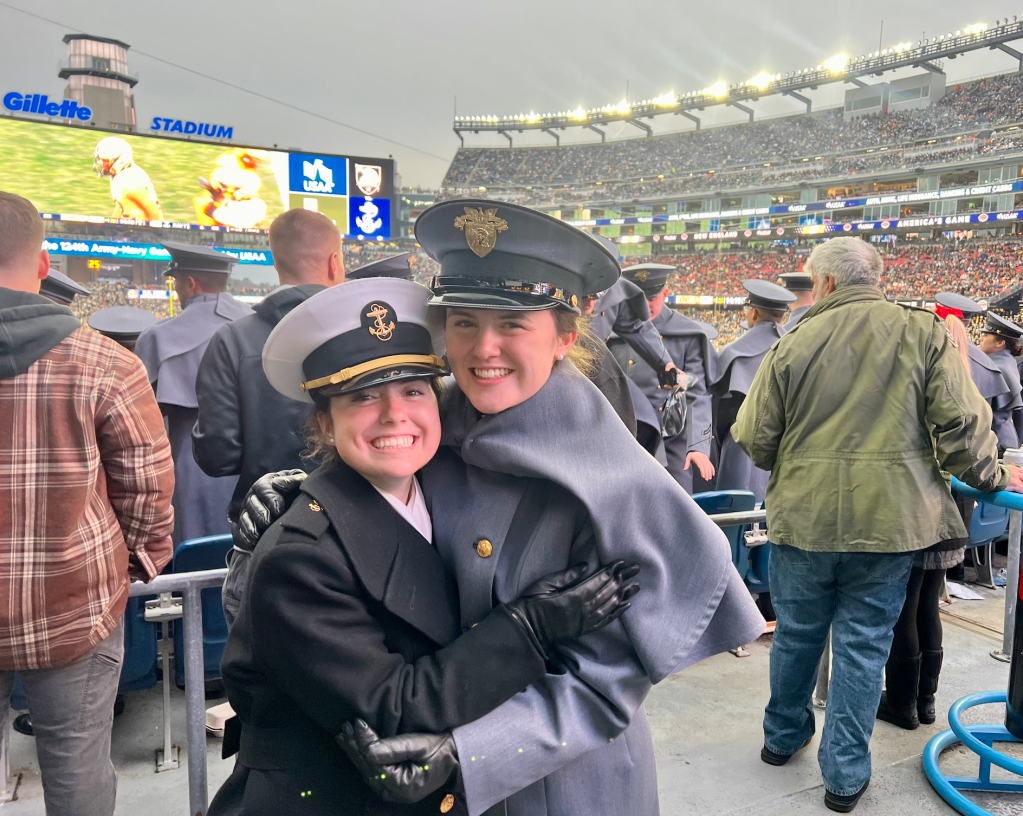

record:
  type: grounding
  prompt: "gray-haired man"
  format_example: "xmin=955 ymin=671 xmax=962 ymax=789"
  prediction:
xmin=732 ymin=237 xmax=1023 ymax=812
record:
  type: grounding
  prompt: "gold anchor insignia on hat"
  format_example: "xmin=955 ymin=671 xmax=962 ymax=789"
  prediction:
xmin=454 ymin=207 xmax=509 ymax=258
xmin=366 ymin=303 xmax=396 ymax=341
xmin=634 ymin=270 xmax=650 ymax=282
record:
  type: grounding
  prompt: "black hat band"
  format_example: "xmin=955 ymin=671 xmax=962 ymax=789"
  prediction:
xmin=438 ymin=249 xmax=586 ymax=298
xmin=432 ymin=275 xmax=579 ymax=309
xmin=302 ymin=319 xmax=434 ymax=384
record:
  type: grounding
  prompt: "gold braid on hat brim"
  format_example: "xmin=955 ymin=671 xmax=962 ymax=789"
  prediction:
xmin=301 ymin=354 xmax=447 ymax=392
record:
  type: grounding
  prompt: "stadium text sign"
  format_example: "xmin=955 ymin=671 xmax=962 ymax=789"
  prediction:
xmin=41 ymin=238 xmax=273 ymax=266
xmin=3 ymin=92 xmax=91 ymax=121
xmin=150 ymin=117 xmax=233 ymax=139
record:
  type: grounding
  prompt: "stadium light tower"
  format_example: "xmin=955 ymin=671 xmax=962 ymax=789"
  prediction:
xmin=58 ymin=34 xmax=138 ymax=131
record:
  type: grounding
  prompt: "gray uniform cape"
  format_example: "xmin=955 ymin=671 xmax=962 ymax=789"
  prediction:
xmin=135 ymin=292 xmax=252 ymax=546
xmin=988 ymin=347 xmax=1023 ymax=449
xmin=784 ymin=304 xmax=812 ymax=327
xmin=967 ymin=342 xmax=1016 ymax=449
xmin=712 ymin=320 xmax=787 ymax=503
xmin=588 ymin=279 xmax=671 ymax=372
xmin=609 ymin=308 xmax=717 ymax=491
xmin=423 ymin=363 xmax=764 ymax=816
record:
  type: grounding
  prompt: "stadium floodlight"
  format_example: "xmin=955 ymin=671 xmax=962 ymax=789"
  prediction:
xmin=571 ymin=108 xmax=587 ymax=120
xmin=964 ymin=22 xmax=988 ymax=35
xmin=708 ymin=82 xmax=728 ymax=98
xmin=525 ymin=112 xmax=541 ymax=123
xmin=652 ymin=92 xmax=676 ymax=106
xmin=825 ymin=54 xmax=849 ymax=73
xmin=750 ymin=72 xmax=773 ymax=90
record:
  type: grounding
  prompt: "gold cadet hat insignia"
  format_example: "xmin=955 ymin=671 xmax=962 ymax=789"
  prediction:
xmin=454 ymin=206 xmax=509 ymax=258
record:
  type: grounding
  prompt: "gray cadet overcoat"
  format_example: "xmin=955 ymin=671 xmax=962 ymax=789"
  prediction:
xmin=422 ymin=363 xmax=765 ymax=816
xmin=712 ymin=320 xmax=786 ymax=503
xmin=135 ymin=292 xmax=252 ymax=546
xmin=609 ymin=308 xmax=717 ymax=490
xmin=588 ymin=279 xmax=672 ymax=373
xmin=967 ymin=342 xmax=1015 ymax=450
xmin=783 ymin=304 xmax=812 ymax=327
xmin=987 ymin=347 xmax=1023 ymax=449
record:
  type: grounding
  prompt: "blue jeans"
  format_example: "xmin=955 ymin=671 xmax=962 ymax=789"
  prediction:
xmin=764 ymin=544 xmax=913 ymax=796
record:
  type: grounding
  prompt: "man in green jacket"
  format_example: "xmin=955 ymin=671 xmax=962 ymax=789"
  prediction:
xmin=732 ymin=236 xmax=1023 ymax=813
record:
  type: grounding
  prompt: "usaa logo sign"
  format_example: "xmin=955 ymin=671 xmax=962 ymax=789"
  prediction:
xmin=288 ymin=153 xmax=348 ymax=197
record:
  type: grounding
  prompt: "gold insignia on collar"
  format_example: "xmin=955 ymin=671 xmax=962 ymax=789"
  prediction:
xmin=454 ymin=207 xmax=508 ymax=258
xmin=366 ymin=303 xmax=395 ymax=341
xmin=634 ymin=270 xmax=650 ymax=282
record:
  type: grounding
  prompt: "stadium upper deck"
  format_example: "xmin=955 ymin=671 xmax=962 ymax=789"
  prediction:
xmin=441 ymin=71 xmax=1023 ymax=207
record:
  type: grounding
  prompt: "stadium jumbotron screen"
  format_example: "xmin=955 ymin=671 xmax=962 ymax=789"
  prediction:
xmin=0 ymin=117 xmax=395 ymax=239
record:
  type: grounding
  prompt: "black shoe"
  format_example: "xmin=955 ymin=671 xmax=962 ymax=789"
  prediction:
xmin=824 ymin=779 xmax=869 ymax=813
xmin=876 ymin=653 xmax=921 ymax=730
xmin=761 ymin=735 xmax=813 ymax=766
xmin=917 ymin=649 xmax=943 ymax=725
xmin=12 ymin=713 xmax=34 ymax=737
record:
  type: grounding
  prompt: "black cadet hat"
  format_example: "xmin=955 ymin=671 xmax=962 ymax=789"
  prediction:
xmin=935 ymin=291 xmax=985 ymax=317
xmin=743 ymin=279 xmax=796 ymax=311
xmin=160 ymin=240 xmax=235 ymax=277
xmin=622 ymin=263 xmax=675 ymax=298
xmin=982 ymin=312 xmax=1023 ymax=341
xmin=416 ymin=199 xmax=620 ymax=312
xmin=88 ymin=305 xmax=157 ymax=343
xmin=39 ymin=270 xmax=90 ymax=305
xmin=263 ymin=278 xmax=448 ymax=403
xmin=778 ymin=272 xmax=813 ymax=292
xmin=347 ymin=253 xmax=413 ymax=281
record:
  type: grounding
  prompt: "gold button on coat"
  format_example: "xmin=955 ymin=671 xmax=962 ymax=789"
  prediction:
xmin=476 ymin=539 xmax=493 ymax=558
xmin=440 ymin=793 xmax=456 ymax=813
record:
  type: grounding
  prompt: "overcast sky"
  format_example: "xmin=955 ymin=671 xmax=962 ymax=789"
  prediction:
xmin=0 ymin=1 xmax=1019 ymax=187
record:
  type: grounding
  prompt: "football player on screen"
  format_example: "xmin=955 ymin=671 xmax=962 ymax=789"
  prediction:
xmin=193 ymin=149 xmax=270 ymax=229
xmin=93 ymin=137 xmax=164 ymax=221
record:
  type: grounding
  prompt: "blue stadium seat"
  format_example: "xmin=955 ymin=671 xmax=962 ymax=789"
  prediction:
xmin=965 ymin=499 xmax=1009 ymax=588
xmin=172 ymin=534 xmax=233 ymax=689
xmin=691 ymin=490 xmax=758 ymax=584
xmin=119 ymin=595 xmax=159 ymax=692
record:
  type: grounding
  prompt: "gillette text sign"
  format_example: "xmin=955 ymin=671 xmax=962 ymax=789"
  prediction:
xmin=3 ymin=91 xmax=91 ymax=121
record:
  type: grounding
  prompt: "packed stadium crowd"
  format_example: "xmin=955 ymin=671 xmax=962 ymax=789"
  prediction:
xmin=442 ymin=72 xmax=1023 ymax=204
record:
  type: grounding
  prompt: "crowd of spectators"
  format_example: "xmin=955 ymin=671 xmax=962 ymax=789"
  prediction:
xmin=647 ymin=239 xmax=1023 ymax=347
xmin=443 ymin=72 xmax=1023 ymax=204
xmin=67 ymin=280 xmax=173 ymax=323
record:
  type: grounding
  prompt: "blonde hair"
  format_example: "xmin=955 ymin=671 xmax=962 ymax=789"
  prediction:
xmin=557 ymin=309 xmax=600 ymax=377
xmin=944 ymin=314 xmax=970 ymax=367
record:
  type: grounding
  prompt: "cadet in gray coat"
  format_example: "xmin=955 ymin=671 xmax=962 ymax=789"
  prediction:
xmin=935 ymin=293 xmax=1016 ymax=450
xmin=135 ymin=241 xmax=252 ymax=547
xmin=586 ymin=273 xmax=681 ymax=388
xmin=333 ymin=200 xmax=764 ymax=816
xmin=978 ymin=311 xmax=1023 ymax=449
xmin=609 ymin=263 xmax=717 ymax=493
xmin=712 ymin=279 xmax=794 ymax=503
xmin=779 ymin=271 xmax=814 ymax=327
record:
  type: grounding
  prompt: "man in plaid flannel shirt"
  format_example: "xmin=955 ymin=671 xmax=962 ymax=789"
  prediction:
xmin=0 ymin=192 xmax=174 ymax=816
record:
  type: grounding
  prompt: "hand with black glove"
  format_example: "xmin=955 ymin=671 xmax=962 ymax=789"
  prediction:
xmin=337 ymin=719 xmax=461 ymax=804
xmin=657 ymin=363 xmax=682 ymax=388
xmin=507 ymin=561 xmax=640 ymax=659
xmin=233 ymin=469 xmax=307 ymax=550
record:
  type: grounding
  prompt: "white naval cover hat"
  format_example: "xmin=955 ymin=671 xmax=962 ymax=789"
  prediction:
xmin=263 ymin=278 xmax=448 ymax=403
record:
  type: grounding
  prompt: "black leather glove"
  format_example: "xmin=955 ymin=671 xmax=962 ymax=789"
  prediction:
xmin=507 ymin=561 xmax=640 ymax=658
xmin=233 ymin=469 xmax=307 ymax=550
xmin=337 ymin=719 xmax=461 ymax=804
xmin=657 ymin=364 xmax=682 ymax=388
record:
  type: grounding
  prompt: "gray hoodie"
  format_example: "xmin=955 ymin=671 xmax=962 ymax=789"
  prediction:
xmin=0 ymin=287 xmax=82 ymax=380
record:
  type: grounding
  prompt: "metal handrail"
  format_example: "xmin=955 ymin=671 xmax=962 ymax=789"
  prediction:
xmin=708 ymin=509 xmax=767 ymax=528
xmin=130 ymin=569 xmax=227 ymax=816
xmin=950 ymin=478 xmax=1022 ymax=660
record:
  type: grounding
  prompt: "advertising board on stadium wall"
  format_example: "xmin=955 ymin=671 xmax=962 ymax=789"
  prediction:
xmin=42 ymin=238 xmax=274 ymax=266
xmin=0 ymin=116 xmax=396 ymax=239
xmin=563 ymin=181 xmax=1023 ymax=230
xmin=809 ymin=208 xmax=1023 ymax=234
